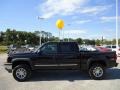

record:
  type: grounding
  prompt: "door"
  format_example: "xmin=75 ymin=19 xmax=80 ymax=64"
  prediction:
xmin=56 ymin=43 xmax=80 ymax=69
xmin=34 ymin=43 xmax=58 ymax=69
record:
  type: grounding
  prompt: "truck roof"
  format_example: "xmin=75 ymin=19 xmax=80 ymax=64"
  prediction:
xmin=47 ymin=41 xmax=78 ymax=44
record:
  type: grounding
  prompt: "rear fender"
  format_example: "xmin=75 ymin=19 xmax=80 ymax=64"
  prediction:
xmin=87 ymin=55 xmax=108 ymax=69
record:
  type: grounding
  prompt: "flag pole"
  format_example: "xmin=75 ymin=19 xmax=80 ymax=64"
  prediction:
xmin=116 ymin=0 xmax=118 ymax=55
xmin=59 ymin=30 xmax=60 ymax=41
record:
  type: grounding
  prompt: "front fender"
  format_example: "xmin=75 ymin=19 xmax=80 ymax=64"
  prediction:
xmin=12 ymin=58 xmax=34 ymax=69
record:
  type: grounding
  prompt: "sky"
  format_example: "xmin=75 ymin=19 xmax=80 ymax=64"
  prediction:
xmin=0 ymin=0 xmax=120 ymax=39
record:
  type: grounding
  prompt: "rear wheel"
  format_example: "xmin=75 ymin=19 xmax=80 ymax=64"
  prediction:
xmin=89 ymin=64 xmax=105 ymax=80
xmin=13 ymin=64 xmax=31 ymax=82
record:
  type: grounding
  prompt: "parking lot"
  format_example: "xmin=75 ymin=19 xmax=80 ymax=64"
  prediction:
xmin=0 ymin=53 xmax=120 ymax=90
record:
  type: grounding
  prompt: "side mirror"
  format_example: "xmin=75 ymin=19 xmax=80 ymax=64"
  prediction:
xmin=39 ymin=50 xmax=43 ymax=54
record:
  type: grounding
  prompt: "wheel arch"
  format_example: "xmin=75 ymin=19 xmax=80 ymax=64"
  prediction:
xmin=87 ymin=58 xmax=107 ymax=69
xmin=12 ymin=58 xmax=33 ymax=70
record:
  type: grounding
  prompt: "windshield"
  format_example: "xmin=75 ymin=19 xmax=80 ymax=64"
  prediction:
xmin=34 ymin=43 xmax=46 ymax=53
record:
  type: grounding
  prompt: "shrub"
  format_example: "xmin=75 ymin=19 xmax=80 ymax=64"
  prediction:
xmin=0 ymin=46 xmax=8 ymax=53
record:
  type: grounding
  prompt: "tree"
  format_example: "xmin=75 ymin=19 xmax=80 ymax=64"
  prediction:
xmin=82 ymin=39 xmax=95 ymax=45
xmin=76 ymin=38 xmax=83 ymax=44
xmin=0 ymin=28 xmax=120 ymax=46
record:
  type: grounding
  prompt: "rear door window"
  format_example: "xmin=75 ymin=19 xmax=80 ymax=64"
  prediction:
xmin=59 ymin=43 xmax=74 ymax=53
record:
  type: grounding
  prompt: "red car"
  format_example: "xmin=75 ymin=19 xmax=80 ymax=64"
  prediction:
xmin=96 ymin=46 xmax=112 ymax=52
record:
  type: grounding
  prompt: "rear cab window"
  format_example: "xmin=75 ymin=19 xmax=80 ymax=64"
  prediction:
xmin=58 ymin=42 xmax=78 ymax=53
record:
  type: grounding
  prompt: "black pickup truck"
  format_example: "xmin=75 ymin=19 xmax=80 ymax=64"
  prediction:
xmin=4 ymin=42 xmax=118 ymax=81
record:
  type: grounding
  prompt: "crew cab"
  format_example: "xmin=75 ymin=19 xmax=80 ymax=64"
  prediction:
xmin=4 ymin=42 xmax=118 ymax=81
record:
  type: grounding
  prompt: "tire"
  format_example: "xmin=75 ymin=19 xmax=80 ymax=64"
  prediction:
xmin=13 ymin=64 xmax=31 ymax=82
xmin=89 ymin=64 xmax=105 ymax=80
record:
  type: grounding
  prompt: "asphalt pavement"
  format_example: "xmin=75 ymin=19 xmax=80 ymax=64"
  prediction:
xmin=0 ymin=54 xmax=120 ymax=90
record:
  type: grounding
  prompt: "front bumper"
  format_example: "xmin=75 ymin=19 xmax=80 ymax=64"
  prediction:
xmin=4 ymin=63 xmax=12 ymax=73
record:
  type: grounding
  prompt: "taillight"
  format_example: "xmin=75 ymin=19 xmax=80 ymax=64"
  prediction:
xmin=110 ymin=54 xmax=117 ymax=61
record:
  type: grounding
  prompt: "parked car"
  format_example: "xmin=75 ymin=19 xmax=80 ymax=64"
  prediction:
xmin=95 ymin=46 xmax=112 ymax=52
xmin=24 ymin=45 xmax=34 ymax=51
xmin=7 ymin=45 xmax=17 ymax=54
xmin=105 ymin=45 xmax=116 ymax=51
xmin=79 ymin=46 xmax=97 ymax=51
xmin=105 ymin=45 xmax=120 ymax=57
xmin=4 ymin=42 xmax=118 ymax=81
xmin=21 ymin=45 xmax=35 ymax=52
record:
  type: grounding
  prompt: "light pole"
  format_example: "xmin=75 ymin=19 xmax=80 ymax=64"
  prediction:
xmin=39 ymin=31 xmax=41 ymax=46
xmin=116 ymin=0 xmax=119 ymax=55
xmin=38 ymin=16 xmax=45 ymax=46
xmin=102 ymin=36 xmax=104 ymax=46
xmin=0 ymin=32 xmax=1 ymax=37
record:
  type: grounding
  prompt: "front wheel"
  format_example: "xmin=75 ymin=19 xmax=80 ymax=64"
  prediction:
xmin=89 ymin=64 xmax=105 ymax=80
xmin=13 ymin=64 xmax=31 ymax=82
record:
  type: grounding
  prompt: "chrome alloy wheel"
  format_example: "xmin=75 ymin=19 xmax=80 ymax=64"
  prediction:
xmin=92 ymin=67 xmax=103 ymax=77
xmin=16 ymin=68 xmax=27 ymax=79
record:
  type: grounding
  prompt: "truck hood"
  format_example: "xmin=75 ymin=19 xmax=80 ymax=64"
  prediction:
xmin=8 ymin=51 xmax=38 ymax=60
xmin=7 ymin=52 xmax=38 ymax=63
